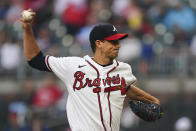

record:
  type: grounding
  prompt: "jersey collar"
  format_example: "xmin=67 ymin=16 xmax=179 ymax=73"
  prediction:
xmin=84 ymin=55 xmax=118 ymax=70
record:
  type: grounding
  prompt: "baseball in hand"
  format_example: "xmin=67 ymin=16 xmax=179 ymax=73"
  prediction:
xmin=22 ymin=10 xmax=33 ymax=21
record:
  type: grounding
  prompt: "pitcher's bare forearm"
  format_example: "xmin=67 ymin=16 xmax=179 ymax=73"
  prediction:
xmin=21 ymin=9 xmax=40 ymax=61
xmin=23 ymin=26 xmax=40 ymax=60
xmin=126 ymin=85 xmax=160 ymax=105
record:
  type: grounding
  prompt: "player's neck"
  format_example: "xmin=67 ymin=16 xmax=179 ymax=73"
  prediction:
xmin=93 ymin=53 xmax=113 ymax=66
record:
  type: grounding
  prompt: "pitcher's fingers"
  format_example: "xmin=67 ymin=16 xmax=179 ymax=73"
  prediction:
xmin=20 ymin=18 xmax=24 ymax=22
xmin=31 ymin=12 xmax=36 ymax=16
xmin=27 ymin=8 xmax=33 ymax=12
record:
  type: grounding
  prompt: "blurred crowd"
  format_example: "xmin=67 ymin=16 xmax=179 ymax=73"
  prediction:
xmin=0 ymin=75 xmax=70 ymax=131
xmin=0 ymin=0 xmax=196 ymax=131
xmin=0 ymin=0 xmax=196 ymax=78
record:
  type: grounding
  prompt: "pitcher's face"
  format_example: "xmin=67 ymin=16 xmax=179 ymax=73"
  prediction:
xmin=100 ymin=40 xmax=120 ymax=60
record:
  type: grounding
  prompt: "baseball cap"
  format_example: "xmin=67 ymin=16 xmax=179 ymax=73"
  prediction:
xmin=89 ymin=24 xmax=128 ymax=44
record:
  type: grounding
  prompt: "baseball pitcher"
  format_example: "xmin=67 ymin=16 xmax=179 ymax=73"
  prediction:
xmin=21 ymin=9 xmax=161 ymax=131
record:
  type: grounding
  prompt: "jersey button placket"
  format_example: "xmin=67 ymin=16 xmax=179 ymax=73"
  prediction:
xmin=101 ymin=72 xmax=110 ymax=128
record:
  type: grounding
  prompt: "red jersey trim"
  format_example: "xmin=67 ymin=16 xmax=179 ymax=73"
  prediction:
xmin=86 ymin=60 xmax=107 ymax=131
xmin=106 ymin=60 xmax=119 ymax=129
xmin=45 ymin=55 xmax=52 ymax=71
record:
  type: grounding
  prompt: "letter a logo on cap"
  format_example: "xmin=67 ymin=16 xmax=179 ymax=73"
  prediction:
xmin=113 ymin=25 xmax=117 ymax=32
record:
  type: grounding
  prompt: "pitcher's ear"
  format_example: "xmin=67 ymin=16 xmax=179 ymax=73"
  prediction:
xmin=95 ymin=40 xmax=104 ymax=48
